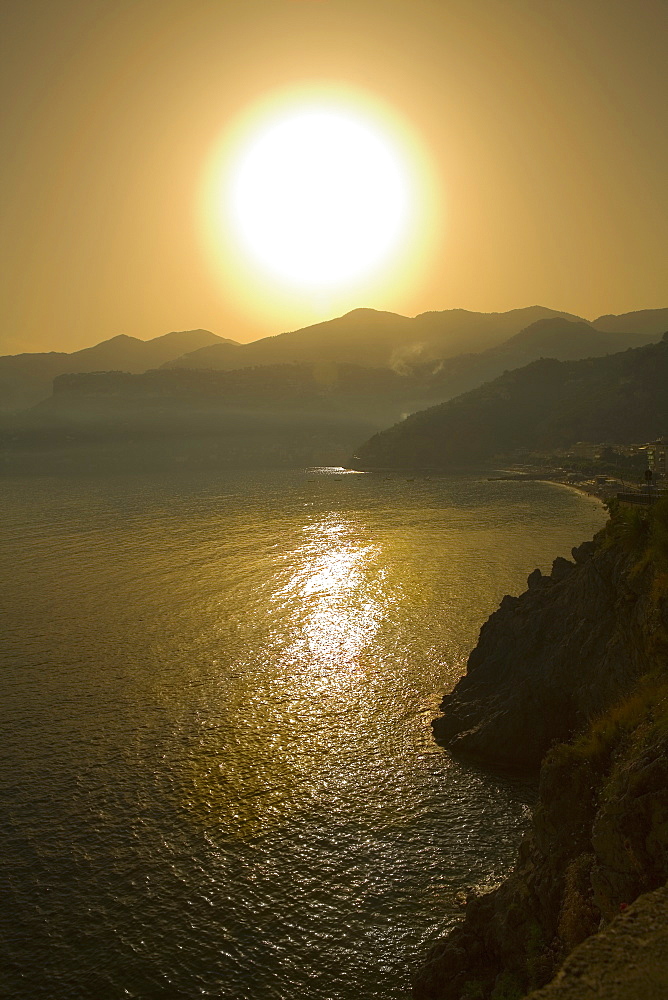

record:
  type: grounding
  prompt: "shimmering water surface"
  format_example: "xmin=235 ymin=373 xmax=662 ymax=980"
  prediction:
xmin=0 ymin=469 xmax=605 ymax=1000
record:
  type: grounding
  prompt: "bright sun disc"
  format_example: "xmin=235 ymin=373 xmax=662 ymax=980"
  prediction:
xmin=200 ymin=86 xmax=440 ymax=328
xmin=221 ymin=104 xmax=414 ymax=291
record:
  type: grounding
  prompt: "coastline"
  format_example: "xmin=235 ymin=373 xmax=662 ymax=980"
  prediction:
xmin=486 ymin=469 xmax=620 ymax=505
xmin=416 ymin=498 xmax=668 ymax=999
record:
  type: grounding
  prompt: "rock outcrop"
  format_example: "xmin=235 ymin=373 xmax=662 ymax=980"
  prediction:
xmin=524 ymin=884 xmax=668 ymax=1000
xmin=416 ymin=510 xmax=668 ymax=999
xmin=432 ymin=537 xmax=663 ymax=768
xmin=414 ymin=721 xmax=668 ymax=998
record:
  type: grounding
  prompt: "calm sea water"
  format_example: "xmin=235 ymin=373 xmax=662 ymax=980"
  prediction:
xmin=0 ymin=469 xmax=605 ymax=1000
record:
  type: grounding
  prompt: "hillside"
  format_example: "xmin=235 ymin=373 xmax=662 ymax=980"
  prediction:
xmin=354 ymin=333 xmax=668 ymax=470
xmin=161 ymin=306 xmax=583 ymax=372
xmin=4 ymin=324 xmax=665 ymax=474
xmin=0 ymin=329 xmax=231 ymax=412
xmin=408 ymin=317 xmax=655 ymax=402
xmin=161 ymin=311 xmax=657 ymax=408
xmin=38 ymin=362 xmax=414 ymax=419
xmin=13 ymin=319 xmax=645 ymax=447
xmin=480 ymin=317 xmax=654 ymax=367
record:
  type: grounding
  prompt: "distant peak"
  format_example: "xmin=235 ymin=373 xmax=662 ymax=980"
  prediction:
xmin=159 ymin=328 xmax=214 ymax=338
xmin=149 ymin=329 xmax=238 ymax=346
xmin=80 ymin=334 xmax=141 ymax=349
xmin=334 ymin=307 xmax=410 ymax=325
xmin=339 ymin=308 xmax=391 ymax=321
xmin=416 ymin=308 xmax=474 ymax=317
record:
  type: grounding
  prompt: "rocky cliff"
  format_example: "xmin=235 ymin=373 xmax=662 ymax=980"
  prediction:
xmin=524 ymin=883 xmax=668 ymax=999
xmin=416 ymin=502 xmax=668 ymax=999
xmin=432 ymin=533 xmax=664 ymax=768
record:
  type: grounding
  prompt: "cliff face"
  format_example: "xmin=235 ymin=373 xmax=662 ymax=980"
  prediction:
xmin=417 ymin=512 xmax=668 ymax=999
xmin=414 ymin=714 xmax=668 ymax=999
xmin=433 ymin=537 xmax=664 ymax=768
xmin=524 ymin=883 xmax=668 ymax=1000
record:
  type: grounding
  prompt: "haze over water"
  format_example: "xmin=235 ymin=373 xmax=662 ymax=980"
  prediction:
xmin=1 ymin=469 xmax=605 ymax=999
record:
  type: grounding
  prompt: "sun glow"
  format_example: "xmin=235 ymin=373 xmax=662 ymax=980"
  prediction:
xmin=228 ymin=108 xmax=410 ymax=290
xmin=200 ymin=85 xmax=439 ymax=329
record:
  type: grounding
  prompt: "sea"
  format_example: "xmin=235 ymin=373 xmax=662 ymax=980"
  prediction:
xmin=0 ymin=468 xmax=606 ymax=1000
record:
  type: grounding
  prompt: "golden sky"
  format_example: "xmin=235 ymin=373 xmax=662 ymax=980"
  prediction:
xmin=1 ymin=0 xmax=666 ymax=355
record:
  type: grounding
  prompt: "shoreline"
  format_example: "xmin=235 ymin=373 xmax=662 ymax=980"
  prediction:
xmin=486 ymin=469 xmax=622 ymax=504
xmin=356 ymin=463 xmax=632 ymax=506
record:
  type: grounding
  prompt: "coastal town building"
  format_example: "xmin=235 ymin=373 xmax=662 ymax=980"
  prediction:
xmin=646 ymin=439 xmax=668 ymax=478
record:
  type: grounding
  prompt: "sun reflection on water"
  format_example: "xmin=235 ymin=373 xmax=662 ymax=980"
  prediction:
xmin=187 ymin=514 xmax=388 ymax=837
xmin=283 ymin=517 xmax=382 ymax=673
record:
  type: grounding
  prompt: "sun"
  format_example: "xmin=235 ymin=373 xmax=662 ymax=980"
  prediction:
xmin=200 ymin=85 xmax=439 ymax=326
xmin=225 ymin=106 xmax=412 ymax=291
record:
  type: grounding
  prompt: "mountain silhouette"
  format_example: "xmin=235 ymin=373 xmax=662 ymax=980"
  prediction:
xmin=411 ymin=317 xmax=656 ymax=400
xmin=2 ymin=308 xmax=665 ymax=422
xmin=592 ymin=307 xmax=668 ymax=336
xmin=483 ymin=317 xmax=654 ymax=362
xmin=6 ymin=314 xmax=659 ymax=474
xmin=21 ymin=317 xmax=652 ymax=436
xmin=161 ymin=306 xmax=583 ymax=373
xmin=0 ymin=329 xmax=233 ymax=412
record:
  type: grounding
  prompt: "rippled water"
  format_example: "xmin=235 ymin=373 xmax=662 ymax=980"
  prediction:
xmin=0 ymin=469 xmax=605 ymax=1000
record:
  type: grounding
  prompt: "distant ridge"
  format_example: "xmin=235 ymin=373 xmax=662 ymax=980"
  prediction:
xmin=409 ymin=317 xmax=656 ymax=401
xmin=0 ymin=329 xmax=232 ymax=412
xmin=478 ymin=317 xmax=655 ymax=365
xmin=354 ymin=333 xmax=668 ymax=470
xmin=6 ymin=323 xmax=661 ymax=474
xmin=162 ymin=305 xmax=584 ymax=373
xmin=2 ymin=362 xmax=422 ymax=473
xmin=593 ymin=307 xmax=668 ymax=336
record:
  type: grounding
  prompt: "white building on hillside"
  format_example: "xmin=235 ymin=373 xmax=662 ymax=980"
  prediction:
xmin=646 ymin=439 xmax=667 ymax=478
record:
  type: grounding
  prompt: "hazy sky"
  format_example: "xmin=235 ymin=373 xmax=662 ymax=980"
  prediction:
xmin=1 ymin=0 xmax=666 ymax=354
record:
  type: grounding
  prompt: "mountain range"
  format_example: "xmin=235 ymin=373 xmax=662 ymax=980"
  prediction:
xmin=3 ymin=305 xmax=666 ymax=415
xmin=159 ymin=305 xmax=584 ymax=372
xmin=16 ymin=311 xmax=666 ymax=441
xmin=0 ymin=329 xmax=232 ymax=412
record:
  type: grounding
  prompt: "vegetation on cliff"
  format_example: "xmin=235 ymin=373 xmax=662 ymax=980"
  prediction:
xmin=416 ymin=500 xmax=668 ymax=999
